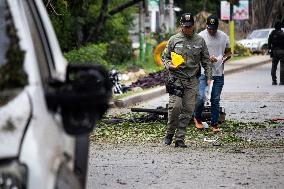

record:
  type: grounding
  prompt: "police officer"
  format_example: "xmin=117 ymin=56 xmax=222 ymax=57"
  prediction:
xmin=162 ymin=13 xmax=212 ymax=148
xmin=268 ymin=21 xmax=284 ymax=85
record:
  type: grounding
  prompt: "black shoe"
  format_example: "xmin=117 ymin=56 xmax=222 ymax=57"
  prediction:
xmin=175 ymin=140 xmax=187 ymax=148
xmin=272 ymin=81 xmax=277 ymax=85
xmin=164 ymin=134 xmax=174 ymax=145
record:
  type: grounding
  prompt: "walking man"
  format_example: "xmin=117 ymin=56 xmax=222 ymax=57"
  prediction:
xmin=268 ymin=21 xmax=284 ymax=85
xmin=194 ymin=15 xmax=231 ymax=132
xmin=162 ymin=13 xmax=212 ymax=147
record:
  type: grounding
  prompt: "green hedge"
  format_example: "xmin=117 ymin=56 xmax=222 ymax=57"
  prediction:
xmin=64 ymin=43 xmax=111 ymax=68
xmin=106 ymin=41 xmax=132 ymax=65
xmin=234 ymin=43 xmax=252 ymax=56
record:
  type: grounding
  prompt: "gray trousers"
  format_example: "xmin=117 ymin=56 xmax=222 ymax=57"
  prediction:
xmin=166 ymin=77 xmax=198 ymax=141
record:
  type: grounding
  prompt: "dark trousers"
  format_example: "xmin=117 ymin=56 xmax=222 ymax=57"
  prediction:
xmin=271 ymin=50 xmax=284 ymax=84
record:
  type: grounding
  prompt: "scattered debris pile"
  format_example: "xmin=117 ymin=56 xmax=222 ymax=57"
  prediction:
xmin=110 ymin=69 xmax=167 ymax=94
xmin=130 ymin=70 xmax=167 ymax=89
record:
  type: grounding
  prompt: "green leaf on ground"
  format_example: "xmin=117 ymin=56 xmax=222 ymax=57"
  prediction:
xmin=90 ymin=113 xmax=284 ymax=148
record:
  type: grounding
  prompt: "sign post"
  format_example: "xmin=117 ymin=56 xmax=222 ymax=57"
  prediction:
xmin=230 ymin=2 xmax=235 ymax=54
xmin=221 ymin=0 xmax=249 ymax=55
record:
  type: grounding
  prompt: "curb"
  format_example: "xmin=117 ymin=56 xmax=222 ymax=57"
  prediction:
xmin=112 ymin=57 xmax=271 ymax=108
xmin=224 ymin=58 xmax=271 ymax=75
xmin=113 ymin=86 xmax=166 ymax=108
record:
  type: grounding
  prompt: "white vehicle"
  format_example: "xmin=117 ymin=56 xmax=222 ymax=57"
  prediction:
xmin=237 ymin=28 xmax=274 ymax=54
xmin=0 ymin=0 xmax=111 ymax=188
xmin=237 ymin=28 xmax=284 ymax=54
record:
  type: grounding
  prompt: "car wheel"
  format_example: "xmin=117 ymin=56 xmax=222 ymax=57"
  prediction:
xmin=261 ymin=45 xmax=268 ymax=55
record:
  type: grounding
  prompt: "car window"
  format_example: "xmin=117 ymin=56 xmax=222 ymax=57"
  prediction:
xmin=23 ymin=0 xmax=52 ymax=85
xmin=248 ymin=30 xmax=270 ymax=39
xmin=0 ymin=4 xmax=9 ymax=67
xmin=0 ymin=0 xmax=27 ymax=107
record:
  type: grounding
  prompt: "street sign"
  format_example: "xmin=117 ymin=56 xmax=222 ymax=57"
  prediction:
xmin=221 ymin=1 xmax=230 ymax=20
xmin=148 ymin=0 xmax=159 ymax=10
xmin=233 ymin=0 xmax=249 ymax=20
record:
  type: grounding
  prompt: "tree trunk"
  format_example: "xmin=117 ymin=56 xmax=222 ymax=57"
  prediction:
xmin=109 ymin=0 xmax=142 ymax=15
xmin=85 ymin=0 xmax=109 ymax=43
xmin=250 ymin=0 xmax=283 ymax=30
xmin=203 ymin=0 xmax=208 ymax=11
xmin=85 ymin=0 xmax=144 ymax=44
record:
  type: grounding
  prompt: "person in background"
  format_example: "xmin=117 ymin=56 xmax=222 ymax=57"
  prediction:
xmin=193 ymin=15 xmax=231 ymax=132
xmin=162 ymin=13 xmax=212 ymax=148
xmin=268 ymin=21 xmax=284 ymax=85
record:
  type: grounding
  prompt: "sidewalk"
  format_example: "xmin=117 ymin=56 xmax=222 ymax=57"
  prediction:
xmin=112 ymin=55 xmax=271 ymax=108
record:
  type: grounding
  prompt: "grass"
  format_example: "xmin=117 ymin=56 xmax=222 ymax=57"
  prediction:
xmin=229 ymin=55 xmax=251 ymax=62
xmin=90 ymin=113 xmax=284 ymax=148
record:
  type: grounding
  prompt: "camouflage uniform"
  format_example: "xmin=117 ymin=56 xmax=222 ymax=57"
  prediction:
xmin=162 ymin=32 xmax=212 ymax=142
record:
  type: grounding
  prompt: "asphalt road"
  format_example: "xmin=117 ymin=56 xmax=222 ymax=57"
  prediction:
xmin=87 ymin=61 xmax=284 ymax=189
xmin=129 ymin=62 xmax=284 ymax=122
xmin=221 ymin=62 xmax=284 ymax=122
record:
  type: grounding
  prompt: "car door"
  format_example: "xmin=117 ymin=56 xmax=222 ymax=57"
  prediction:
xmin=17 ymin=0 xmax=80 ymax=188
xmin=0 ymin=0 xmax=80 ymax=188
xmin=0 ymin=0 xmax=31 ymax=160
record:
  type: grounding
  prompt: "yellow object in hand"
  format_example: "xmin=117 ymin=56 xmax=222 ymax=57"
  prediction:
xmin=171 ymin=52 xmax=185 ymax=68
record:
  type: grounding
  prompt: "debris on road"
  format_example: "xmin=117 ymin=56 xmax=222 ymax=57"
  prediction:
xmin=203 ymin=136 xmax=219 ymax=143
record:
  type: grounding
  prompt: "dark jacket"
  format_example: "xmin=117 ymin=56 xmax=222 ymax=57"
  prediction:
xmin=268 ymin=29 xmax=284 ymax=51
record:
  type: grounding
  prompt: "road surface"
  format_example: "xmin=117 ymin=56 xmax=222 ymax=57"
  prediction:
xmin=87 ymin=62 xmax=284 ymax=189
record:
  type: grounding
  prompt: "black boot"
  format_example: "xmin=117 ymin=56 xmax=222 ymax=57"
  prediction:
xmin=164 ymin=134 xmax=174 ymax=145
xmin=272 ymin=81 xmax=277 ymax=85
xmin=175 ymin=140 xmax=187 ymax=148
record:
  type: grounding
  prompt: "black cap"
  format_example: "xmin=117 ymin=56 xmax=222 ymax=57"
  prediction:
xmin=180 ymin=13 xmax=194 ymax=27
xmin=206 ymin=15 xmax=219 ymax=30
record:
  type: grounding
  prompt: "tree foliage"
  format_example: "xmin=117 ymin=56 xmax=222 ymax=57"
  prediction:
xmin=44 ymin=0 xmax=283 ymax=66
xmin=44 ymin=0 xmax=138 ymax=52
xmin=45 ymin=0 xmax=75 ymax=51
xmin=250 ymin=0 xmax=284 ymax=29
xmin=64 ymin=43 xmax=109 ymax=67
xmin=174 ymin=0 xmax=284 ymax=33
xmin=174 ymin=0 xmax=219 ymax=18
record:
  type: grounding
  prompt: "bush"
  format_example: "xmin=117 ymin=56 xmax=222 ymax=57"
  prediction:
xmin=234 ymin=43 xmax=252 ymax=56
xmin=64 ymin=43 xmax=111 ymax=68
xmin=105 ymin=41 xmax=132 ymax=65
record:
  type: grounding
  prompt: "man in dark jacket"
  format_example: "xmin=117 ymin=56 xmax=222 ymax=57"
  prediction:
xmin=268 ymin=21 xmax=284 ymax=85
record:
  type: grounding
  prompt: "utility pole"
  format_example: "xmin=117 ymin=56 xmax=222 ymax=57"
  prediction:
xmin=139 ymin=1 xmax=145 ymax=62
xmin=169 ymin=0 xmax=174 ymax=33
xmin=229 ymin=1 xmax=235 ymax=54
xmin=203 ymin=0 xmax=208 ymax=11
xmin=159 ymin=0 xmax=165 ymax=31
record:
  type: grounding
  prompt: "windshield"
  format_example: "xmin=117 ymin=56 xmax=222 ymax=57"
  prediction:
xmin=247 ymin=30 xmax=270 ymax=39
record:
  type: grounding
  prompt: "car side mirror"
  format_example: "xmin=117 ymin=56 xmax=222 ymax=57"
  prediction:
xmin=45 ymin=64 xmax=112 ymax=135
